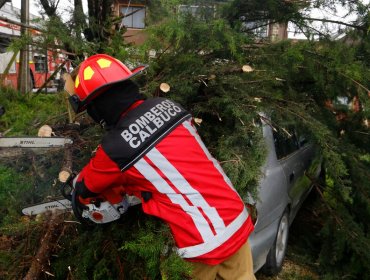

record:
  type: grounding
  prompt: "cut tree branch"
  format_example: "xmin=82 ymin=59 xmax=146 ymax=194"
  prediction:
xmin=23 ymin=212 xmax=64 ymax=280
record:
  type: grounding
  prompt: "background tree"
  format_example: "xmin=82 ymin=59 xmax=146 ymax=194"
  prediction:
xmin=36 ymin=0 xmax=123 ymax=58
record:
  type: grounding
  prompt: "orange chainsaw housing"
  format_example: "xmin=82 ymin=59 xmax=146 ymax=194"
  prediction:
xmin=78 ymin=185 xmax=126 ymax=205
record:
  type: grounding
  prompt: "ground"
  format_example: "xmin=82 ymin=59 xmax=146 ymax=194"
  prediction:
xmin=257 ymin=259 xmax=319 ymax=280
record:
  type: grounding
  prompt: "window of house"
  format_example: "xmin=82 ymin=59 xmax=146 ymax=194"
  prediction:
xmin=120 ymin=6 xmax=146 ymax=29
xmin=34 ymin=55 xmax=47 ymax=73
xmin=178 ymin=5 xmax=215 ymax=19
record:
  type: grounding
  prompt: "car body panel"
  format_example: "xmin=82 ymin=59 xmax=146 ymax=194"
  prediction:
xmin=249 ymin=121 xmax=321 ymax=273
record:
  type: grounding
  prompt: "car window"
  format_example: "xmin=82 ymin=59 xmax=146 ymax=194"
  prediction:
xmin=273 ymin=128 xmax=299 ymax=160
xmin=298 ymin=135 xmax=308 ymax=147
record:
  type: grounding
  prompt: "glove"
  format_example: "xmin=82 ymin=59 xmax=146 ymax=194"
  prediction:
xmin=73 ymin=174 xmax=99 ymax=199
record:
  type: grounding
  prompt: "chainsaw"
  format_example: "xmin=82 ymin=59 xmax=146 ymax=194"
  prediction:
xmin=22 ymin=174 xmax=142 ymax=225
xmin=0 ymin=137 xmax=73 ymax=148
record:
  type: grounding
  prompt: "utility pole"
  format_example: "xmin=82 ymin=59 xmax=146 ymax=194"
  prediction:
xmin=18 ymin=0 xmax=30 ymax=93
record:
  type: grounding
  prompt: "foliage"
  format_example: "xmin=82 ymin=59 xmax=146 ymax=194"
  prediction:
xmin=0 ymin=0 xmax=369 ymax=279
xmin=49 ymin=208 xmax=192 ymax=280
xmin=0 ymin=166 xmax=32 ymax=225
xmin=122 ymin=219 xmax=193 ymax=279
xmin=233 ymin=38 xmax=370 ymax=279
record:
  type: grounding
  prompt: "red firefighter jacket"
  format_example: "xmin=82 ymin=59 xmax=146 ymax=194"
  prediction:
xmin=77 ymin=98 xmax=254 ymax=265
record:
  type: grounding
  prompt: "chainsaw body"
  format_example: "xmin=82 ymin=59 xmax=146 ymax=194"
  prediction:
xmin=81 ymin=200 xmax=126 ymax=224
xmin=73 ymin=185 xmax=131 ymax=224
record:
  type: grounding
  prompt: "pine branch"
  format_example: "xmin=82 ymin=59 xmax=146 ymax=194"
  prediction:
xmin=303 ymin=51 xmax=370 ymax=94
xmin=301 ymin=16 xmax=366 ymax=30
xmin=291 ymin=19 xmax=330 ymax=39
xmin=242 ymin=20 xmax=278 ymax=33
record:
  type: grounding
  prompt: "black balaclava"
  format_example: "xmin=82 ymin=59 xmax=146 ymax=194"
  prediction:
xmin=86 ymin=80 xmax=144 ymax=129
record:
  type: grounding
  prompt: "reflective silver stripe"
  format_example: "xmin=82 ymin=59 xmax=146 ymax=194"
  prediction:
xmin=147 ymin=148 xmax=226 ymax=234
xmin=134 ymin=158 xmax=215 ymax=241
xmin=182 ymin=120 xmax=237 ymax=193
xmin=177 ymin=207 xmax=249 ymax=258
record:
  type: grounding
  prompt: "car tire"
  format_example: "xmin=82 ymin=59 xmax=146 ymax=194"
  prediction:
xmin=262 ymin=209 xmax=290 ymax=275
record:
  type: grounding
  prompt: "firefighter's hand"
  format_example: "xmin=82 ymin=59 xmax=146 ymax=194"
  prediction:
xmin=73 ymin=176 xmax=99 ymax=199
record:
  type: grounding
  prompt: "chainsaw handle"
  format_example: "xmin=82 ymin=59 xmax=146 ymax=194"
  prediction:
xmin=71 ymin=188 xmax=94 ymax=226
xmin=60 ymin=173 xmax=77 ymax=201
xmin=61 ymin=182 xmax=73 ymax=201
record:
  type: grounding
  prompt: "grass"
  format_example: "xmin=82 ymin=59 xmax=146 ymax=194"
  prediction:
xmin=0 ymin=87 xmax=67 ymax=135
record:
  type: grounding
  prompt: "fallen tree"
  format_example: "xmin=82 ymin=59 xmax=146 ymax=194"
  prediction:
xmin=0 ymin=0 xmax=369 ymax=279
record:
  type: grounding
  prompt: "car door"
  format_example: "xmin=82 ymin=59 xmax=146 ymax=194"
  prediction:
xmin=272 ymin=129 xmax=307 ymax=214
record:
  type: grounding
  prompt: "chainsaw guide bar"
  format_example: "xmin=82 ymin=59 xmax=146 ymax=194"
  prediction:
xmin=0 ymin=137 xmax=73 ymax=148
xmin=22 ymin=199 xmax=72 ymax=216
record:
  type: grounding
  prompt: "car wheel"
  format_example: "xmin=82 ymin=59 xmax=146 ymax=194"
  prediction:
xmin=262 ymin=209 xmax=289 ymax=275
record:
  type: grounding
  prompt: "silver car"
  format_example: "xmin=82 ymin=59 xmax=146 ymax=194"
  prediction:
xmin=248 ymin=119 xmax=322 ymax=275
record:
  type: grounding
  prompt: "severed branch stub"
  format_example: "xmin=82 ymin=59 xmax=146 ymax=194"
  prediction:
xmin=160 ymin=83 xmax=170 ymax=93
xmin=58 ymin=147 xmax=73 ymax=184
xmin=153 ymin=83 xmax=171 ymax=97
xmin=220 ymin=64 xmax=254 ymax=75
xmin=198 ymin=65 xmax=254 ymax=82
xmin=37 ymin=125 xmax=53 ymax=137
xmin=242 ymin=65 xmax=254 ymax=73
xmin=58 ymin=143 xmax=73 ymax=183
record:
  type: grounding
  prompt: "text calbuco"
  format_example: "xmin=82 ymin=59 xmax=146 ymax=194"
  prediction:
xmin=121 ymin=100 xmax=183 ymax=148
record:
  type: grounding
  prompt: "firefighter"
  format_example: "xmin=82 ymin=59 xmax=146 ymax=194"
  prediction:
xmin=65 ymin=54 xmax=256 ymax=280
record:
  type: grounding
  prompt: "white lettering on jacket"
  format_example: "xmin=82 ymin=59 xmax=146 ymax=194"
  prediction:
xmin=120 ymin=100 xmax=183 ymax=149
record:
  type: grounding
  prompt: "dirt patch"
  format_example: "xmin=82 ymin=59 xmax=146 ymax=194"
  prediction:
xmin=0 ymin=235 xmax=13 ymax=251
xmin=256 ymin=259 xmax=319 ymax=280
